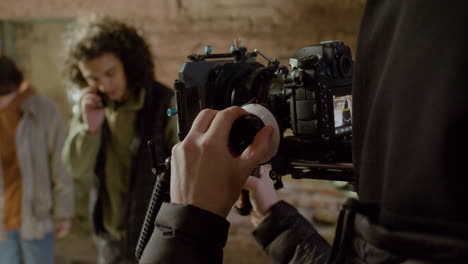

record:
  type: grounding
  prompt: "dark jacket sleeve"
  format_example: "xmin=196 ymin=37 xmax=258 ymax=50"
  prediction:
xmin=139 ymin=202 xmax=230 ymax=264
xmin=253 ymin=201 xmax=331 ymax=264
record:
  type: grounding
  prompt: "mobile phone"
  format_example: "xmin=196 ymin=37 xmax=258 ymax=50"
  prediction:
xmin=96 ymin=90 xmax=107 ymax=107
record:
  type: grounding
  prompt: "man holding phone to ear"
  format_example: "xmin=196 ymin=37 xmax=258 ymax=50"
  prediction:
xmin=62 ymin=16 xmax=177 ymax=264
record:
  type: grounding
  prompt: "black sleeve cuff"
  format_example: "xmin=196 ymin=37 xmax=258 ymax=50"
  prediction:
xmin=252 ymin=200 xmax=301 ymax=248
xmin=252 ymin=201 xmax=331 ymax=264
xmin=156 ymin=202 xmax=230 ymax=248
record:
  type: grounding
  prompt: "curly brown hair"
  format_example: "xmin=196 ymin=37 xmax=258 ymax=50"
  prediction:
xmin=63 ymin=16 xmax=154 ymax=94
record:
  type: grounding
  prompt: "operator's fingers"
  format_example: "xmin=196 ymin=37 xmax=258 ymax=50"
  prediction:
xmin=244 ymin=165 xmax=273 ymax=192
xmin=234 ymin=193 xmax=245 ymax=209
xmin=189 ymin=109 xmax=218 ymax=134
xmin=239 ymin=126 xmax=273 ymax=168
xmin=243 ymin=176 xmax=261 ymax=191
xmin=206 ymin=106 xmax=247 ymax=140
xmin=258 ymin=165 xmax=271 ymax=179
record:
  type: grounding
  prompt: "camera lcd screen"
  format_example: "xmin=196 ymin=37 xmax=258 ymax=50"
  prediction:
xmin=333 ymin=95 xmax=352 ymax=135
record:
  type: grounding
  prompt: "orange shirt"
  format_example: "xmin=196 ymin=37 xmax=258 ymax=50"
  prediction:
xmin=0 ymin=82 xmax=35 ymax=230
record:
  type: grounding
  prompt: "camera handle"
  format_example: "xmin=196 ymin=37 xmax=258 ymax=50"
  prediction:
xmin=135 ymin=141 xmax=171 ymax=260
xmin=235 ymin=166 xmax=260 ymax=216
xmin=229 ymin=104 xmax=280 ymax=216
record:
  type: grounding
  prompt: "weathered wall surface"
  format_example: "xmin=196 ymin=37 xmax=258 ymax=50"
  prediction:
xmin=0 ymin=0 xmax=365 ymax=89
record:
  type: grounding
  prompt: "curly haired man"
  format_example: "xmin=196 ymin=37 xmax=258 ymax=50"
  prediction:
xmin=61 ymin=16 xmax=177 ymax=264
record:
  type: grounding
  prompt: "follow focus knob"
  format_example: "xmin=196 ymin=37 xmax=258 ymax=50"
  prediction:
xmin=228 ymin=104 xmax=280 ymax=164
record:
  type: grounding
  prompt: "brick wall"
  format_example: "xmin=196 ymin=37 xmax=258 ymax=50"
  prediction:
xmin=0 ymin=0 xmax=365 ymax=87
xmin=0 ymin=1 xmax=364 ymax=263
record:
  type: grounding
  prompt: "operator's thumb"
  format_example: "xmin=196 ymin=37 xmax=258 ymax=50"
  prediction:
xmin=240 ymin=126 xmax=274 ymax=168
xmin=244 ymin=175 xmax=262 ymax=191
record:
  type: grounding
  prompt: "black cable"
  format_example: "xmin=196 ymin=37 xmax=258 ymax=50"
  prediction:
xmin=135 ymin=141 xmax=171 ymax=260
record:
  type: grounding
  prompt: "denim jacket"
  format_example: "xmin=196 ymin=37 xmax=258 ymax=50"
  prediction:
xmin=0 ymin=93 xmax=74 ymax=240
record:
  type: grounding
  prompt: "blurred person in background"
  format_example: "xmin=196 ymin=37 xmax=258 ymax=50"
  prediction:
xmin=62 ymin=16 xmax=177 ymax=264
xmin=0 ymin=54 xmax=74 ymax=264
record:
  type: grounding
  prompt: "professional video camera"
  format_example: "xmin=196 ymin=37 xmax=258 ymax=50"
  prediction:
xmin=174 ymin=40 xmax=354 ymax=187
xmin=136 ymin=40 xmax=355 ymax=259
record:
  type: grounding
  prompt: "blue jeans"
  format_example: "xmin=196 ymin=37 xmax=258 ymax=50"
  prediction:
xmin=0 ymin=231 xmax=54 ymax=264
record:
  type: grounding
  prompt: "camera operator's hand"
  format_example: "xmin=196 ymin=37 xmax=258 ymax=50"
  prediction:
xmin=80 ymin=85 xmax=105 ymax=135
xmin=235 ymin=165 xmax=280 ymax=227
xmin=170 ymin=106 xmax=274 ymax=218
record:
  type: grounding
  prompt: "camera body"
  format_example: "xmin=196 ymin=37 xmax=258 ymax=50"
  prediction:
xmin=286 ymin=40 xmax=353 ymax=140
xmin=174 ymin=40 xmax=354 ymax=185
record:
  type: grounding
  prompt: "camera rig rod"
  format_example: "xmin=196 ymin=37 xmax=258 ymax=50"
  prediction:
xmin=291 ymin=161 xmax=353 ymax=169
xmin=253 ymin=49 xmax=279 ymax=67
xmin=289 ymin=160 xmax=354 ymax=182
xmin=188 ymin=52 xmax=258 ymax=62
